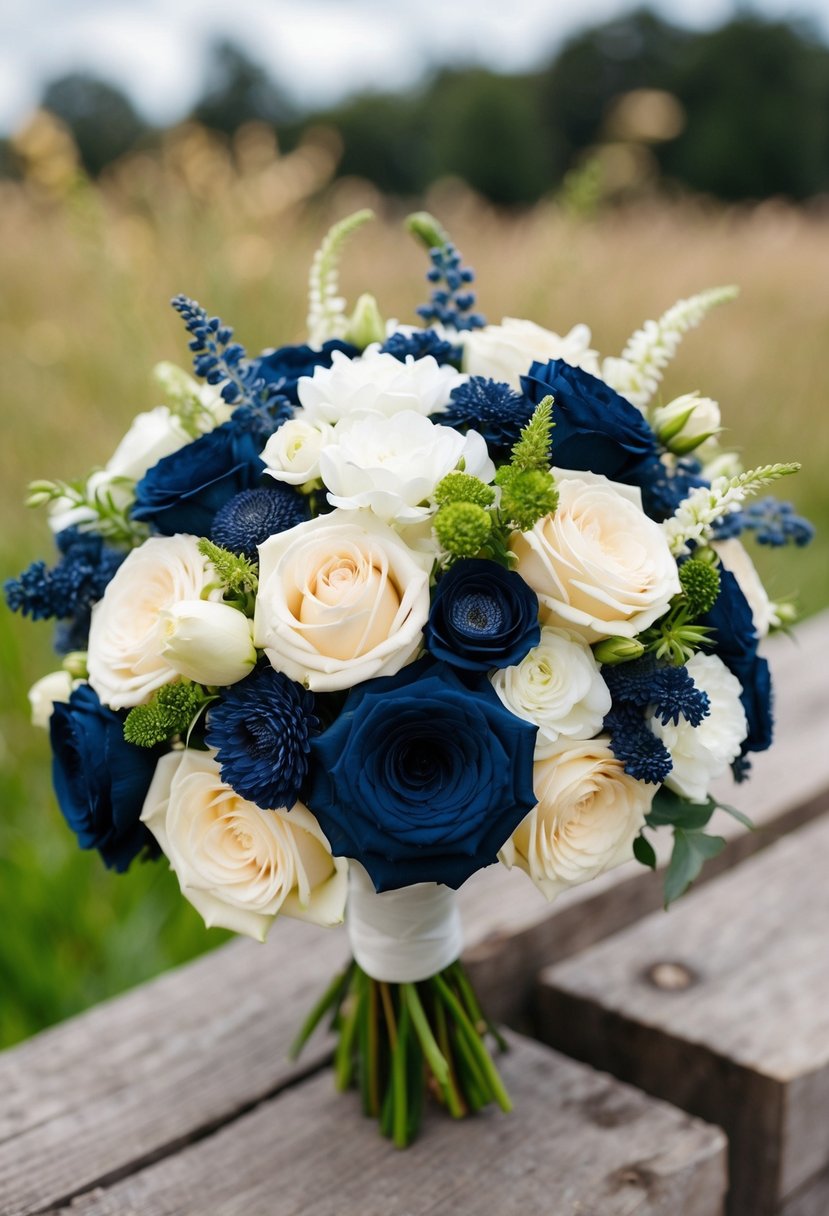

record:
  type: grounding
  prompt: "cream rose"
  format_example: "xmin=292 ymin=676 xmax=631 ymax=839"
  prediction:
xmin=463 ymin=319 xmax=600 ymax=387
xmin=141 ymin=749 xmax=347 ymax=940
xmin=500 ymin=736 xmax=653 ymax=900
xmin=254 ymin=510 xmax=431 ymax=691
xmin=298 ymin=348 xmax=464 ymax=425
xmin=87 ymin=534 xmax=218 ymax=710
xmin=713 ymin=538 xmax=775 ymax=638
xmin=652 ymin=652 xmax=748 ymax=803
xmin=261 ymin=418 xmax=333 ymax=487
xmin=511 ymin=470 xmax=681 ymax=642
xmin=319 ymin=411 xmax=494 ymax=524
xmin=490 ymin=626 xmax=611 ymax=755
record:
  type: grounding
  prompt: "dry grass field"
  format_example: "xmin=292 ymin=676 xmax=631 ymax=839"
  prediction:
xmin=2 ymin=119 xmax=828 ymax=1047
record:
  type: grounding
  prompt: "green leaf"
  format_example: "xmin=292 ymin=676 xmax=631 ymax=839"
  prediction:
xmin=633 ymin=833 xmax=657 ymax=870
xmin=716 ymin=802 xmax=756 ymax=831
xmin=646 ymin=786 xmax=717 ymax=830
xmin=663 ymin=828 xmax=726 ymax=907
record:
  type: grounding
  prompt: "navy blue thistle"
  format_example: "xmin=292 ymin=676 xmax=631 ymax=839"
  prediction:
xmin=206 ymin=666 xmax=320 ymax=812
xmin=211 ymin=486 xmax=310 ymax=562
xmin=438 ymin=377 xmax=535 ymax=460
xmin=425 ymin=559 xmax=540 ymax=671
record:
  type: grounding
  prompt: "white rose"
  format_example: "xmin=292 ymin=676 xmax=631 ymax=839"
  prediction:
xmin=491 ymin=626 xmax=611 ymax=756
xmin=511 ymin=470 xmax=681 ymax=642
xmin=297 ymin=348 xmax=465 ymax=425
xmin=28 ymin=670 xmax=76 ymax=728
xmin=261 ymin=418 xmax=333 ymax=486
xmin=713 ymin=537 xmax=774 ymax=638
xmin=254 ymin=509 xmax=431 ymax=691
xmin=87 ymin=534 xmax=218 ymax=710
xmin=652 ymin=652 xmax=747 ymax=803
xmin=463 ymin=319 xmax=600 ymax=388
xmin=159 ymin=601 xmax=256 ymax=687
xmin=319 ymin=411 xmax=495 ymax=524
xmin=500 ymin=736 xmax=653 ymax=900
xmin=49 ymin=407 xmax=193 ymax=534
xmin=141 ymin=749 xmax=347 ymax=940
xmin=652 ymin=392 xmax=721 ymax=454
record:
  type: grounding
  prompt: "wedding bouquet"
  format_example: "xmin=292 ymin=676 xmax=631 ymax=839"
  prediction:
xmin=7 ymin=211 xmax=812 ymax=1146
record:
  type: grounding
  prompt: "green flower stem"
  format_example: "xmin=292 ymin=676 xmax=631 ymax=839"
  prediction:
xmin=402 ymin=983 xmax=449 ymax=1088
xmin=334 ymin=985 xmax=361 ymax=1092
xmin=433 ymin=974 xmax=513 ymax=1113
xmin=450 ymin=961 xmax=508 ymax=1053
xmin=434 ymin=993 xmax=466 ymax=1119
xmin=288 ymin=962 xmax=354 ymax=1060
xmin=392 ymin=999 xmax=411 ymax=1149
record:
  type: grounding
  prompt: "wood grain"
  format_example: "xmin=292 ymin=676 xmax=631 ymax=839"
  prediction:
xmin=48 ymin=1034 xmax=727 ymax=1216
xmin=535 ymin=814 xmax=829 ymax=1216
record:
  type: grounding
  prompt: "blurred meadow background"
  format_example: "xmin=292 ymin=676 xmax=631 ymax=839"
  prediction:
xmin=2 ymin=2 xmax=829 ymax=1049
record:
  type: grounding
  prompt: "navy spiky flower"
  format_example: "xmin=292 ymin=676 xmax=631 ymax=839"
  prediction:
xmin=604 ymin=704 xmax=674 ymax=785
xmin=380 ymin=329 xmax=462 ymax=367
xmin=602 ymin=657 xmax=710 ymax=783
xmin=206 ymin=666 xmax=319 ymax=811
xmin=211 ymin=486 xmax=310 ymax=561
xmin=438 ymin=376 xmax=534 ymax=458
xmin=5 ymin=527 xmax=124 ymax=627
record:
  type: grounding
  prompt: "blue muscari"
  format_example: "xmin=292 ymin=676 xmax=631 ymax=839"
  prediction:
xmin=740 ymin=497 xmax=815 ymax=547
xmin=380 ymin=328 xmax=463 ymax=366
xmin=4 ymin=528 xmax=124 ymax=624
xmin=416 ymin=243 xmax=486 ymax=332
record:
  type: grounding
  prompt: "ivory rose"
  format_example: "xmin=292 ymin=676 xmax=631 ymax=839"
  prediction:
xmin=463 ymin=319 xmax=600 ymax=387
xmin=500 ymin=736 xmax=653 ymax=900
xmin=254 ymin=510 xmax=431 ymax=691
xmin=87 ymin=534 xmax=218 ymax=710
xmin=141 ymin=749 xmax=347 ymax=940
xmin=511 ymin=470 xmax=681 ymax=642
xmin=261 ymin=418 xmax=333 ymax=487
xmin=297 ymin=349 xmax=464 ymax=425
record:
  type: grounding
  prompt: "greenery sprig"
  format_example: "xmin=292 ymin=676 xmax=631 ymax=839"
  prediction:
xmin=26 ymin=476 xmax=147 ymax=548
xmin=124 ymin=681 xmax=214 ymax=749
xmin=198 ymin=538 xmax=258 ymax=614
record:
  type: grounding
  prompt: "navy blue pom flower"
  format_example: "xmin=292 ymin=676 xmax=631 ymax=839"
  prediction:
xmin=206 ymin=666 xmax=319 ymax=811
xmin=211 ymin=486 xmax=310 ymax=561
xmin=306 ymin=657 xmax=537 ymax=891
xmin=381 ymin=329 xmax=462 ymax=367
xmin=425 ymin=559 xmax=540 ymax=671
xmin=50 ymin=684 xmax=161 ymax=871
xmin=439 ymin=377 xmax=534 ymax=459
xmin=132 ymin=421 xmax=265 ymax=537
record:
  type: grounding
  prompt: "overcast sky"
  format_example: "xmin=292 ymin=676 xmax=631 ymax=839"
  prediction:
xmin=1 ymin=0 xmax=827 ymax=133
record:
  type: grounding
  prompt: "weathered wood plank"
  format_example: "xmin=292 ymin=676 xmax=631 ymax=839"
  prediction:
xmin=50 ymin=1034 xmax=727 ymax=1216
xmin=780 ymin=1167 xmax=829 ymax=1216
xmin=460 ymin=612 xmax=829 ymax=1026
xmin=535 ymin=813 xmax=829 ymax=1216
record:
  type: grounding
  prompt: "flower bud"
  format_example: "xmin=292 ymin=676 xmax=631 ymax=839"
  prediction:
xmin=592 ymin=636 xmax=646 ymax=665
xmin=653 ymin=392 xmax=721 ymax=455
xmin=159 ymin=600 xmax=256 ymax=687
xmin=62 ymin=651 xmax=89 ymax=679
xmin=771 ymin=600 xmax=798 ymax=630
xmin=29 ymin=670 xmax=76 ymax=728
xmin=345 ymin=293 xmax=385 ymax=349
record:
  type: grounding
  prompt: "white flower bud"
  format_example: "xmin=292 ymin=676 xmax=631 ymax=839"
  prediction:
xmin=652 ymin=392 xmax=721 ymax=455
xmin=345 ymin=293 xmax=385 ymax=349
xmin=28 ymin=670 xmax=76 ymax=728
xmin=159 ymin=600 xmax=256 ymax=687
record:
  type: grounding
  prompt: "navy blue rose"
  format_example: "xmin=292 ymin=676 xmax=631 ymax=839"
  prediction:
xmin=425 ymin=559 xmax=540 ymax=671
xmin=251 ymin=339 xmax=356 ymax=404
xmin=702 ymin=567 xmax=773 ymax=754
xmin=306 ymin=658 xmax=538 ymax=891
xmin=132 ymin=421 xmax=265 ymax=536
xmin=50 ymin=684 xmax=161 ymax=871
xmin=521 ymin=359 xmax=660 ymax=490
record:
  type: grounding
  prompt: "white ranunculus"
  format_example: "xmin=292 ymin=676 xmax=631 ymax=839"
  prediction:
xmin=500 ymin=736 xmax=653 ymax=900
xmin=319 ymin=411 xmax=495 ymax=524
xmin=297 ymin=349 xmax=464 ymax=425
xmin=254 ymin=509 xmax=431 ymax=691
xmin=28 ymin=670 xmax=76 ymax=728
xmin=652 ymin=652 xmax=748 ymax=803
xmin=491 ymin=626 xmax=611 ymax=756
xmin=159 ymin=600 xmax=256 ymax=687
xmin=511 ymin=470 xmax=681 ymax=642
xmin=652 ymin=392 xmax=721 ymax=453
xmin=463 ymin=319 xmax=600 ymax=387
xmin=87 ymin=535 xmax=218 ymax=710
xmin=261 ymin=418 xmax=333 ymax=486
xmin=713 ymin=538 xmax=775 ymax=638
xmin=141 ymin=749 xmax=347 ymax=940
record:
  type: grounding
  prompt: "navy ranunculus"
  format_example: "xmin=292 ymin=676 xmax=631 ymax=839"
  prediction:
xmin=306 ymin=658 xmax=538 ymax=891
xmin=132 ymin=421 xmax=265 ymax=536
xmin=702 ymin=567 xmax=773 ymax=754
xmin=251 ymin=339 xmax=356 ymax=404
xmin=425 ymin=559 xmax=540 ymax=671
xmin=49 ymin=684 xmax=161 ymax=871
xmin=521 ymin=358 xmax=660 ymax=490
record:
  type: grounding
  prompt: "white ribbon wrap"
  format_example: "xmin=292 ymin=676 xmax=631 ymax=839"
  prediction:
xmin=346 ymin=863 xmax=464 ymax=983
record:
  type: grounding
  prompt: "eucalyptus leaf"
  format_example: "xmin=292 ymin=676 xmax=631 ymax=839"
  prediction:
xmin=664 ymin=828 xmax=726 ymax=907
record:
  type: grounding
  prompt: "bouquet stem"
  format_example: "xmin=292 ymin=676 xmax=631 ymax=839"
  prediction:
xmin=290 ymin=958 xmax=510 ymax=1147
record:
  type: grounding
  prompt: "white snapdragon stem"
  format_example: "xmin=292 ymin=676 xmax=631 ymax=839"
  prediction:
xmin=346 ymin=863 xmax=463 ymax=983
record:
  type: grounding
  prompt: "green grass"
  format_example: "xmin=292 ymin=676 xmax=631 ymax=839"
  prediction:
xmin=1 ymin=144 xmax=828 ymax=1048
